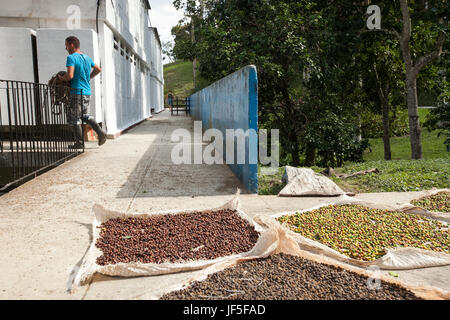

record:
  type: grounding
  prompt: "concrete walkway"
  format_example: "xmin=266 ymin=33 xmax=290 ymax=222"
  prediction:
xmin=0 ymin=109 xmax=449 ymax=299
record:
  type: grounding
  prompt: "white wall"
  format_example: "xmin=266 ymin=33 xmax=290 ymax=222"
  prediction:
xmin=0 ymin=0 xmax=163 ymax=134
xmin=36 ymin=28 xmax=102 ymax=122
xmin=0 ymin=0 xmax=98 ymax=29
xmin=148 ymin=27 xmax=164 ymax=113
xmin=101 ymin=22 xmax=153 ymax=135
xmin=0 ymin=27 xmax=36 ymax=82
xmin=0 ymin=27 xmax=37 ymax=125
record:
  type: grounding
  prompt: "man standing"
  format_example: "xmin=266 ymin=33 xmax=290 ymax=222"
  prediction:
xmin=59 ymin=36 xmax=107 ymax=148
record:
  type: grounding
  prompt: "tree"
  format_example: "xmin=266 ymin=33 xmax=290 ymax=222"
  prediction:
xmin=162 ymin=41 xmax=175 ymax=63
xmin=371 ymin=0 xmax=448 ymax=159
xmin=171 ymin=21 xmax=195 ymax=61
xmin=358 ymin=38 xmax=405 ymax=160
xmin=173 ymin=0 xmax=371 ymax=167
xmin=173 ymin=0 xmax=205 ymax=88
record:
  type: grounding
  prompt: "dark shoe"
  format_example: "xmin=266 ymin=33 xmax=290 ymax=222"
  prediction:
xmin=86 ymin=119 xmax=107 ymax=146
xmin=98 ymin=133 xmax=107 ymax=146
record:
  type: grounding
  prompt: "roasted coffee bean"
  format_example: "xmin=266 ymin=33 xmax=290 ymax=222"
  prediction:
xmin=95 ymin=209 xmax=259 ymax=266
xmin=161 ymin=253 xmax=421 ymax=300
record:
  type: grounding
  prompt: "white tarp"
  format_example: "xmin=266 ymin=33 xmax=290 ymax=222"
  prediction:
xmin=278 ymin=166 xmax=345 ymax=197
xmin=70 ymin=193 xmax=271 ymax=291
xmin=400 ymin=188 xmax=450 ymax=223
xmin=264 ymin=193 xmax=450 ymax=270
xmin=139 ymin=219 xmax=450 ymax=300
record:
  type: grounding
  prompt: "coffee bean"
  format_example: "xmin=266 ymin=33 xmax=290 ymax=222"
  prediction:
xmin=95 ymin=209 xmax=259 ymax=266
xmin=161 ymin=253 xmax=421 ymax=300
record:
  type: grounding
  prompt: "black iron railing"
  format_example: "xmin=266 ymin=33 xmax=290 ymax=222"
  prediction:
xmin=0 ymin=80 xmax=84 ymax=191
xmin=169 ymin=96 xmax=191 ymax=116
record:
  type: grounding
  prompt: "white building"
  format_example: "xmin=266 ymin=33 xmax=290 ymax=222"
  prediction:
xmin=0 ymin=0 xmax=164 ymax=137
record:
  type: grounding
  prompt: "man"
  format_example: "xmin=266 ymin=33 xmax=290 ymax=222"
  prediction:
xmin=59 ymin=36 xmax=107 ymax=148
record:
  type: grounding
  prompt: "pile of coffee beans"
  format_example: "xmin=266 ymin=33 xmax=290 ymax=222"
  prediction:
xmin=278 ymin=204 xmax=449 ymax=261
xmin=95 ymin=209 xmax=260 ymax=265
xmin=161 ymin=253 xmax=421 ymax=300
xmin=412 ymin=192 xmax=450 ymax=213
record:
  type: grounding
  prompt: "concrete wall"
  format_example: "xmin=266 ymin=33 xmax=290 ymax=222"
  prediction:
xmin=0 ymin=27 xmax=36 ymax=82
xmin=101 ymin=23 xmax=152 ymax=135
xmin=189 ymin=65 xmax=258 ymax=193
xmin=36 ymin=28 xmax=102 ymax=122
xmin=0 ymin=0 xmax=99 ymax=29
xmin=0 ymin=27 xmax=37 ymax=125
xmin=0 ymin=0 xmax=163 ymax=135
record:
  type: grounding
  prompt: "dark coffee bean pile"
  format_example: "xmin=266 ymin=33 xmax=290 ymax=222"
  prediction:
xmin=161 ymin=253 xmax=421 ymax=300
xmin=95 ymin=209 xmax=260 ymax=266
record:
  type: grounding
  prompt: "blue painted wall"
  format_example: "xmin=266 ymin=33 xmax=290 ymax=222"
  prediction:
xmin=189 ymin=65 xmax=258 ymax=193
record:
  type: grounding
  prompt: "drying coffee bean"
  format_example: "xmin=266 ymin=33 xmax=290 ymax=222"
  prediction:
xmin=161 ymin=253 xmax=421 ymax=300
xmin=278 ymin=204 xmax=449 ymax=261
xmin=411 ymin=192 xmax=450 ymax=213
xmin=95 ymin=209 xmax=259 ymax=266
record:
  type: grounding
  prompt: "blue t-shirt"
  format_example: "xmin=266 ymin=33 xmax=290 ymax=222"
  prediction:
xmin=66 ymin=53 xmax=95 ymax=95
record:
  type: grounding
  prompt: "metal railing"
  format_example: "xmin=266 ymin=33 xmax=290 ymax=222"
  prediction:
xmin=169 ymin=96 xmax=191 ymax=116
xmin=0 ymin=79 xmax=84 ymax=191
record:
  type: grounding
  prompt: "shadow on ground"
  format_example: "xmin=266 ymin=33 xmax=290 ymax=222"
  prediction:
xmin=116 ymin=112 xmax=246 ymax=198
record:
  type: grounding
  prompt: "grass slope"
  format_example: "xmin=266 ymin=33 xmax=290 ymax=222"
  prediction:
xmin=164 ymin=60 xmax=210 ymax=98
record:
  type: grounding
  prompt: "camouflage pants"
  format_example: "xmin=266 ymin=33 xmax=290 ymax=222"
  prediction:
xmin=67 ymin=94 xmax=93 ymax=125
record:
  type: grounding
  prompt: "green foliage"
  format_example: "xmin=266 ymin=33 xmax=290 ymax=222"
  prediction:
xmin=258 ymin=166 xmax=285 ymax=195
xmin=360 ymin=110 xmax=410 ymax=139
xmin=258 ymin=158 xmax=449 ymax=195
xmin=171 ymin=22 xmax=196 ymax=61
xmin=162 ymin=41 xmax=175 ymax=63
xmin=304 ymin=113 xmax=368 ymax=167
xmin=172 ymin=0 xmax=449 ymax=163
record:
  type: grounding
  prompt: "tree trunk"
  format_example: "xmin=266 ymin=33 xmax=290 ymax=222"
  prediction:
xmin=405 ymin=76 xmax=422 ymax=159
xmin=292 ymin=140 xmax=300 ymax=167
xmin=191 ymin=22 xmax=197 ymax=88
xmin=381 ymin=96 xmax=392 ymax=160
xmin=373 ymin=63 xmax=391 ymax=160
xmin=304 ymin=143 xmax=316 ymax=166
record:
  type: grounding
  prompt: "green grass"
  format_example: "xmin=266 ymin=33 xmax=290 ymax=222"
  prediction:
xmin=258 ymin=167 xmax=286 ymax=195
xmin=259 ymin=159 xmax=450 ymax=194
xmin=364 ymin=129 xmax=449 ymax=161
xmin=364 ymin=108 xmax=449 ymax=161
xmin=330 ymin=159 xmax=450 ymax=193
xmin=164 ymin=60 xmax=210 ymax=98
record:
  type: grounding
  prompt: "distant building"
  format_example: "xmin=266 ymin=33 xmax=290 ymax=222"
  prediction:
xmin=0 ymin=0 xmax=164 ymax=137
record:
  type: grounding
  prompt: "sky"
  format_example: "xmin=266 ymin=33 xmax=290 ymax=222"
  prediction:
xmin=148 ymin=0 xmax=185 ymax=63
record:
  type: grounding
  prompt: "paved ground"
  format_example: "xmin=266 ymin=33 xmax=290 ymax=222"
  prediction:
xmin=0 ymin=109 xmax=449 ymax=300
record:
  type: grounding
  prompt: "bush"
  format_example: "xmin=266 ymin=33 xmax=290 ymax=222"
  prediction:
xmin=361 ymin=110 xmax=409 ymax=139
xmin=305 ymin=113 xmax=369 ymax=168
